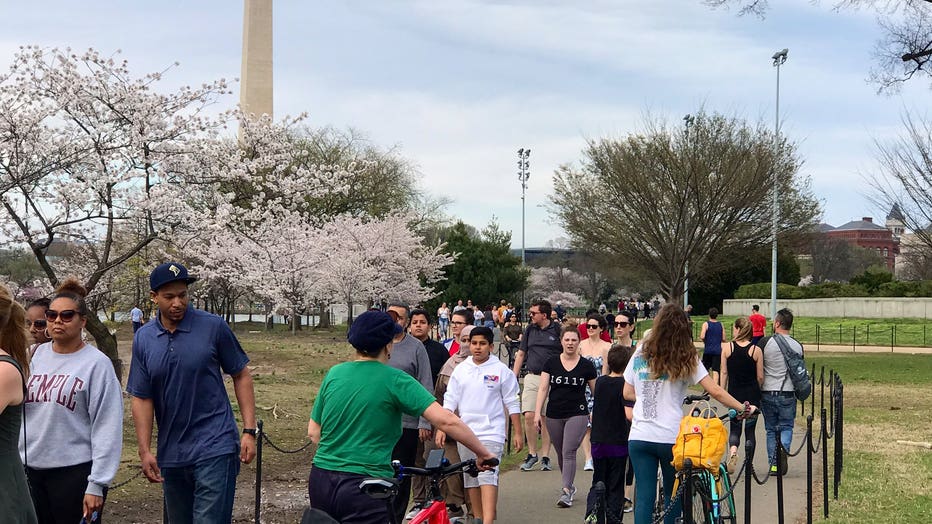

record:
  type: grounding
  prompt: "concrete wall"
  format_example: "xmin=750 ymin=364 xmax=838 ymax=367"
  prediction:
xmin=723 ymin=298 xmax=932 ymax=319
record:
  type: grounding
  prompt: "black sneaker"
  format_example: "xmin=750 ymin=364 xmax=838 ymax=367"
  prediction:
xmin=540 ymin=456 xmax=553 ymax=471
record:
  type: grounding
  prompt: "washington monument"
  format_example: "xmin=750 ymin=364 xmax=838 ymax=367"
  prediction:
xmin=240 ymin=0 xmax=273 ymax=118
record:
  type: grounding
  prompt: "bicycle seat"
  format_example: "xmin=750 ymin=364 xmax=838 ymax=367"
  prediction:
xmin=359 ymin=478 xmax=399 ymax=500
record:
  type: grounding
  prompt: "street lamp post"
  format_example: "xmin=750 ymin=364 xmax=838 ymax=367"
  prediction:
xmin=518 ymin=148 xmax=531 ymax=321
xmin=771 ymin=48 xmax=788 ymax=319
xmin=683 ymin=114 xmax=695 ymax=309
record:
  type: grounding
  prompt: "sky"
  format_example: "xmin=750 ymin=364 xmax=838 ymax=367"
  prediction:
xmin=2 ymin=0 xmax=928 ymax=248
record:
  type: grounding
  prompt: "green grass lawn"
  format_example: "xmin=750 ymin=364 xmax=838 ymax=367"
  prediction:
xmin=626 ymin=316 xmax=932 ymax=348
xmin=804 ymin=353 xmax=932 ymax=523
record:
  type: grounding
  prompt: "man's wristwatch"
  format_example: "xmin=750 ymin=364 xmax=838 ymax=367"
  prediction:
xmin=243 ymin=428 xmax=258 ymax=436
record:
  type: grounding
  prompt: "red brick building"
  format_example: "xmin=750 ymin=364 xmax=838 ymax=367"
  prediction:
xmin=823 ymin=216 xmax=899 ymax=270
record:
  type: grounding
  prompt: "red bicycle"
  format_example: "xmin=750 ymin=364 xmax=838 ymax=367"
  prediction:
xmin=302 ymin=449 xmax=498 ymax=523
xmin=360 ymin=448 xmax=498 ymax=524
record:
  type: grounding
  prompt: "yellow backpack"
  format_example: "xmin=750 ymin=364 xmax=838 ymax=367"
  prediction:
xmin=671 ymin=401 xmax=728 ymax=471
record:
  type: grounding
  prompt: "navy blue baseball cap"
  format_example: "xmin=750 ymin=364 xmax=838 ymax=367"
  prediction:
xmin=149 ymin=262 xmax=198 ymax=292
xmin=348 ymin=310 xmax=403 ymax=354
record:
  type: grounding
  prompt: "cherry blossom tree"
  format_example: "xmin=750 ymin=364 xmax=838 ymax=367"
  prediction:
xmin=0 ymin=46 xmax=230 ymax=378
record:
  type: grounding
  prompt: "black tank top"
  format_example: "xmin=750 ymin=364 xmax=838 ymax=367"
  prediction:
xmin=726 ymin=341 xmax=762 ymax=406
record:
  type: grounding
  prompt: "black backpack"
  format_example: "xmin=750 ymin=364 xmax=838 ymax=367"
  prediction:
xmin=771 ymin=334 xmax=811 ymax=401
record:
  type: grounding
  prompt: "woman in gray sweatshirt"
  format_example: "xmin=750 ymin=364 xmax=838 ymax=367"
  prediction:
xmin=19 ymin=279 xmax=123 ymax=523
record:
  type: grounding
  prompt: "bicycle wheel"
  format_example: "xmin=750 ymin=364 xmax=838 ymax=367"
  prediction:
xmin=716 ymin=466 xmax=736 ymax=523
xmin=688 ymin=473 xmax=713 ymax=524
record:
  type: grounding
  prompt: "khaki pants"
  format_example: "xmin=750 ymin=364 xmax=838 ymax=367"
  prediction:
xmin=411 ymin=439 xmax=466 ymax=509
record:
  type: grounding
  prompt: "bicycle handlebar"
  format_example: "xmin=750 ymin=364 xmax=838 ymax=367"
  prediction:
xmin=394 ymin=457 xmax=500 ymax=480
xmin=683 ymin=392 xmax=760 ymax=420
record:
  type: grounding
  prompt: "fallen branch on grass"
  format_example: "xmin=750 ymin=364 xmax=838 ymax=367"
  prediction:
xmin=896 ymin=440 xmax=932 ymax=449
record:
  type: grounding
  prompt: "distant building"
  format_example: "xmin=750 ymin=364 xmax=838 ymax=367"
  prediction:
xmin=823 ymin=215 xmax=899 ymax=271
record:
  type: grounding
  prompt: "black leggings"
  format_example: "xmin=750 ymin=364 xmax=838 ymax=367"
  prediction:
xmin=27 ymin=461 xmax=108 ymax=524
xmin=728 ymin=415 xmax=758 ymax=452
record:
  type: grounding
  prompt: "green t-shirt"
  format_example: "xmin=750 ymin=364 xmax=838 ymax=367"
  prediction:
xmin=310 ymin=360 xmax=436 ymax=478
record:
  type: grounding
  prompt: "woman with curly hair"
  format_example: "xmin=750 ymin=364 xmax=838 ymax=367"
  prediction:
xmin=623 ymin=303 xmax=756 ymax=524
xmin=21 ymin=278 xmax=123 ymax=524
xmin=0 ymin=285 xmax=38 ymax=522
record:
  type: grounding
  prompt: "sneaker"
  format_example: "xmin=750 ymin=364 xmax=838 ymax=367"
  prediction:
xmin=623 ymin=498 xmax=633 ymax=513
xmin=557 ymin=485 xmax=576 ymax=507
xmin=520 ymin=454 xmax=539 ymax=471
xmin=540 ymin=456 xmax=553 ymax=471
xmin=446 ymin=504 xmax=465 ymax=518
xmin=584 ymin=458 xmax=594 ymax=471
xmin=726 ymin=452 xmax=738 ymax=475
xmin=405 ymin=507 xmax=421 ymax=520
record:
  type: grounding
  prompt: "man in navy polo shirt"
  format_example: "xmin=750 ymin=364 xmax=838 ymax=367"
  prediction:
xmin=127 ymin=262 xmax=257 ymax=523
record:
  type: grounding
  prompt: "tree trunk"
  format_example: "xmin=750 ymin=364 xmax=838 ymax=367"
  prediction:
xmin=84 ymin=314 xmax=122 ymax=382
xmin=316 ymin=302 xmax=332 ymax=329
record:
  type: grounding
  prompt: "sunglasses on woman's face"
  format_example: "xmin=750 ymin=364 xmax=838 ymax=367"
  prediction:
xmin=26 ymin=319 xmax=48 ymax=329
xmin=45 ymin=309 xmax=79 ymax=323
xmin=586 ymin=324 xmax=600 ymax=330
xmin=614 ymin=321 xmax=630 ymax=327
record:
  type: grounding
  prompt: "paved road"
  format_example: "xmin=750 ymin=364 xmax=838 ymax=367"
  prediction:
xmin=497 ymin=418 xmax=818 ymax=524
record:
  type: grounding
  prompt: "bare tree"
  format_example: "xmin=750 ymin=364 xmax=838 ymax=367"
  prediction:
xmin=551 ymin=111 xmax=820 ymax=303
xmin=871 ymin=112 xmax=932 ymax=270
xmin=705 ymin=0 xmax=932 ymax=91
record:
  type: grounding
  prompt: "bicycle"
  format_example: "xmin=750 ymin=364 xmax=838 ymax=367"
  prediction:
xmin=361 ymin=448 xmax=499 ymax=524
xmin=495 ymin=340 xmax=520 ymax=369
xmin=677 ymin=393 xmax=756 ymax=524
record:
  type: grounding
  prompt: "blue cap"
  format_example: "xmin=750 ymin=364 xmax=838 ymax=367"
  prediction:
xmin=347 ymin=310 xmax=403 ymax=354
xmin=149 ymin=262 xmax=198 ymax=292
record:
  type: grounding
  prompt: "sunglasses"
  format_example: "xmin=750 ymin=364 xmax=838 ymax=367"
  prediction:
xmin=586 ymin=324 xmax=600 ymax=329
xmin=614 ymin=321 xmax=630 ymax=327
xmin=26 ymin=319 xmax=48 ymax=329
xmin=45 ymin=309 xmax=79 ymax=323
xmin=450 ymin=321 xmax=468 ymax=326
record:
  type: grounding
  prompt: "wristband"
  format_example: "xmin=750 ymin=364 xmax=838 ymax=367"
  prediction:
xmin=243 ymin=428 xmax=258 ymax=436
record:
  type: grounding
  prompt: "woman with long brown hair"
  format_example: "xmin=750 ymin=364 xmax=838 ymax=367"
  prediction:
xmin=623 ymin=303 xmax=755 ymax=524
xmin=21 ymin=278 xmax=123 ymax=524
xmin=0 ymin=284 xmax=38 ymax=522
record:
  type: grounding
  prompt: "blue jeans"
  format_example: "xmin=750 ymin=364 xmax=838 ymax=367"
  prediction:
xmin=761 ymin=392 xmax=797 ymax=466
xmin=161 ymin=452 xmax=240 ymax=524
xmin=628 ymin=440 xmax=680 ymax=524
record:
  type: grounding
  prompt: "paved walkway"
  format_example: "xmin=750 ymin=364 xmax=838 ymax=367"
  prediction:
xmin=497 ymin=418 xmax=818 ymax=524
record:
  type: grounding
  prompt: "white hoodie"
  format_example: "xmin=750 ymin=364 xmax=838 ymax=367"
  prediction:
xmin=444 ymin=354 xmax=521 ymax=444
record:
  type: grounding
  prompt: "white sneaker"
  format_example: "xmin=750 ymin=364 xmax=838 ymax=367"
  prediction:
xmin=405 ymin=507 xmax=421 ymax=520
xmin=584 ymin=458 xmax=594 ymax=471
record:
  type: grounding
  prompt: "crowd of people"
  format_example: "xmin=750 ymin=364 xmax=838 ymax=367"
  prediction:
xmin=0 ymin=265 xmax=806 ymax=524
xmin=307 ymin=299 xmax=805 ymax=524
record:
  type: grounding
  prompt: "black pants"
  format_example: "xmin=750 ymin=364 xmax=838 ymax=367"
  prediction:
xmin=27 ymin=461 xmax=107 ymax=524
xmin=586 ymin=456 xmax=628 ymax=524
xmin=308 ymin=466 xmax=387 ymax=524
xmin=391 ymin=428 xmax=420 ymax=521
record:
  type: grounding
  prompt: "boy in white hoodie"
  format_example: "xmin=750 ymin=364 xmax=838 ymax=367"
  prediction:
xmin=439 ymin=326 xmax=523 ymax=523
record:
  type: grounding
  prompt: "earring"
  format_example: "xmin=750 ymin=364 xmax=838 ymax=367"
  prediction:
xmin=44 ymin=328 xmax=51 ymax=339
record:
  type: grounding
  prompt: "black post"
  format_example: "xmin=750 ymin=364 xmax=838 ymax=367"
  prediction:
xmin=816 ymin=324 xmax=820 ymax=351
xmin=255 ymin=419 xmax=263 ymax=524
xmin=682 ymin=459 xmax=693 ymax=523
xmin=828 ymin=370 xmax=834 ymax=435
xmin=852 ymin=325 xmax=856 ymax=351
xmin=806 ymin=414 xmax=813 ymax=524
xmin=744 ymin=439 xmax=753 ymax=524
xmin=821 ymin=408 xmax=829 ymax=518
xmin=834 ymin=380 xmax=844 ymax=500
xmin=776 ymin=444 xmax=785 ymax=524
xmin=810 ymin=363 xmax=816 ymax=415
xmin=819 ymin=366 xmax=825 ymax=415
